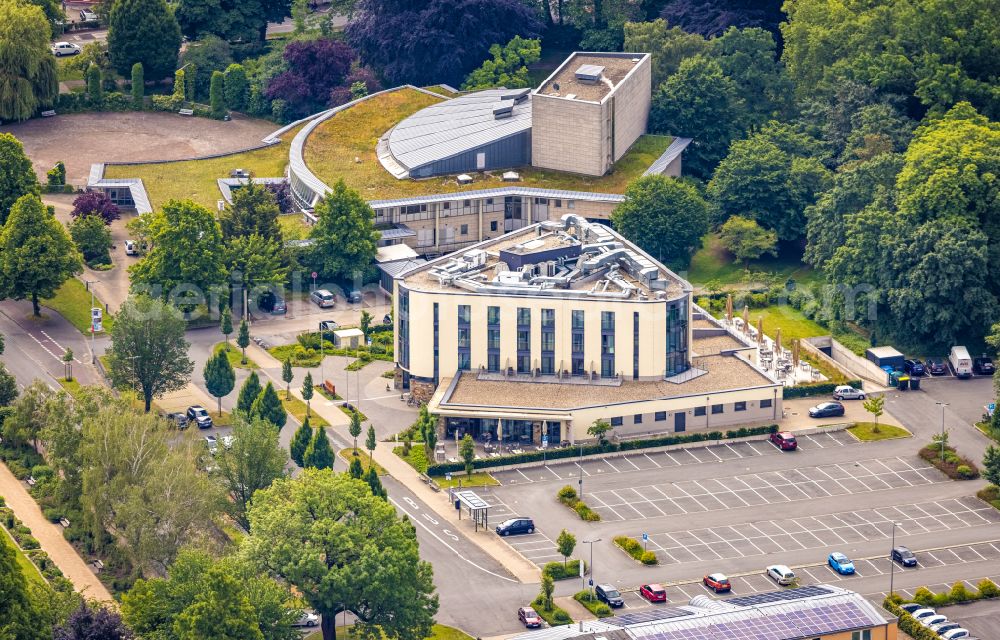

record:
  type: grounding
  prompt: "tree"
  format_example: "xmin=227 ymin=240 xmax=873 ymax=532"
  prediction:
xmin=303 ymin=426 xmax=335 ymax=470
xmin=660 ymin=0 xmax=785 ymax=39
xmin=0 ymin=1 xmax=58 ymax=122
xmin=237 ymin=371 xmax=262 ymax=415
xmin=983 ymin=445 xmax=1000 ymax=487
xmin=348 ymin=409 xmax=362 ymax=451
xmin=106 ymin=294 xmax=193 ymax=412
xmin=5 ymin=380 xmax=50 ymax=450
xmin=220 ymin=306 xmax=233 ymax=348
xmin=360 ymin=310 xmax=373 ymax=338
xmin=0 ymin=134 xmax=39 ymax=226
xmin=226 ymin=233 xmax=288 ymax=294
xmin=215 ymin=413 xmax=287 ymax=531
xmin=0 ymin=532 xmax=47 ymax=640
xmin=587 ymin=419 xmax=611 ymax=444
xmin=244 ymin=470 xmax=438 ymax=640
xmin=54 ymin=602 xmax=134 ymax=640
xmin=129 ymin=199 xmax=228 ymax=306
xmin=863 ymin=394 xmax=885 ymax=434
xmin=204 ymin=350 xmax=236 ymax=415
xmin=281 ymin=358 xmax=293 ymax=397
xmin=649 ymin=55 xmax=745 ymax=179
xmin=70 ymin=191 xmax=121 ymax=224
xmin=290 ymin=416 xmax=313 ymax=466
xmin=223 ymin=64 xmax=248 ymax=111
xmin=365 ymin=466 xmax=386 ymax=499
xmin=539 ymin=572 xmax=554 ymax=611
xmin=718 ymin=216 xmax=777 ymax=266
xmin=348 ymin=455 xmax=363 ymax=479
xmin=623 ymin=19 xmax=708 ymax=88
xmin=210 ymin=70 xmax=225 ymax=118
xmin=46 ymin=161 xmax=65 ymax=188
xmin=459 ymin=434 xmax=475 ymax=476
xmin=131 ymin=62 xmax=144 ymax=108
xmin=237 ymin=318 xmax=251 ymax=365
xmin=173 ymin=567 xmax=264 ymax=640
xmin=302 ymin=372 xmax=314 ymax=416
xmin=180 ymin=37 xmax=234 ymax=99
xmin=347 ymin=0 xmax=540 ymax=87
xmin=251 ymin=382 xmax=286 ymax=429
xmin=462 ymin=36 xmax=541 ymax=90
xmin=174 ymin=0 xmax=292 ymax=44
xmin=610 ymin=175 xmax=708 ymax=269
xmin=707 ymin=26 xmax=792 ymax=127
xmin=107 ymin=0 xmax=181 ymax=81
xmin=365 ymin=424 xmax=376 ymax=465
xmin=264 ymin=38 xmax=357 ymax=119
xmin=220 ymin=178 xmax=283 ymax=243
xmin=416 ymin=405 xmax=438 ymax=458
xmin=556 ymin=529 xmax=576 ymax=568
xmin=173 ymin=68 xmax=186 ymax=102
xmin=0 ymin=363 xmax=18 ymax=407
xmin=0 ymin=194 xmax=82 ymax=316
xmin=69 ymin=214 xmax=113 ymax=266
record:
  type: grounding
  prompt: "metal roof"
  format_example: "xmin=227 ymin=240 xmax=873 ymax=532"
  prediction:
xmin=86 ymin=163 xmax=153 ymax=214
xmin=643 ymin=138 xmax=693 ymax=176
xmin=377 ymin=258 xmax=426 ymax=278
xmin=386 ymin=89 xmax=532 ymax=172
xmin=216 ymin=177 xmax=287 ymax=204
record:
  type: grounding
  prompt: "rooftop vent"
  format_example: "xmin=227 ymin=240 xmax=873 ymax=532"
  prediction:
xmin=502 ymin=171 xmax=520 ymax=182
xmin=456 ymin=174 xmax=473 ymax=185
xmin=492 ymin=100 xmax=514 ymax=119
xmin=575 ymin=64 xmax=604 ymax=84
xmin=565 ymin=94 xmax=577 ymax=100
xmin=501 ymin=88 xmax=530 ymax=103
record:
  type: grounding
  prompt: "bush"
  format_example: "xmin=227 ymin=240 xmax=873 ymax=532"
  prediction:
xmin=552 ymin=610 xmax=571 ymax=623
xmin=18 ymin=535 xmax=40 ymax=550
xmin=919 ymin=443 xmax=979 ymax=479
xmin=977 ymin=578 xmax=1000 ymax=598
xmin=42 ymin=506 xmax=64 ymax=523
xmin=7 ymin=461 xmax=28 ymax=480
xmin=640 ymin=550 xmax=658 ymax=565
xmin=956 ymin=464 xmax=975 ymax=479
xmin=783 ymin=380 xmax=864 ymax=399
xmin=614 ymin=535 xmax=657 ymax=564
xmin=912 ymin=586 xmax=935 ymax=606
xmin=949 ymin=581 xmax=973 ymax=603
xmin=543 ymin=559 xmax=585 ymax=580
xmin=150 ymin=94 xmax=183 ymax=112
xmin=30 ymin=465 xmax=53 ymax=480
xmin=574 ymin=590 xmax=614 ymax=617
xmin=574 ymin=502 xmax=601 ymax=521
xmin=557 ymin=485 xmax=577 ymax=503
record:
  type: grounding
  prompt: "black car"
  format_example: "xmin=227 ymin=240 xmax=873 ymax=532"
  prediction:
xmin=892 ymin=546 xmax=917 ymax=567
xmin=495 ymin=518 xmax=534 ymax=536
xmin=904 ymin=359 xmax=925 ymax=376
xmin=165 ymin=412 xmax=189 ymax=429
xmin=808 ymin=402 xmax=845 ymax=418
xmin=974 ymin=356 xmax=995 ymax=375
xmin=186 ymin=405 xmax=213 ymax=429
xmin=925 ymin=358 xmax=948 ymax=375
xmin=595 ymin=584 xmax=624 ymax=608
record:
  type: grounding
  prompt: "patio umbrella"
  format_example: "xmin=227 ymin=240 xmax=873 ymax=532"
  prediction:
xmin=756 ymin=317 xmax=763 ymax=344
xmin=792 ymin=339 xmax=800 ymax=366
xmin=742 ymin=306 xmax=749 ymax=335
xmin=725 ymin=294 xmax=733 ymax=323
xmin=775 ymin=328 xmax=782 ymax=356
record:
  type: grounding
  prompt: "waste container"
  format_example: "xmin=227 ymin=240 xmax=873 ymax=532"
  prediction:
xmin=910 ymin=376 xmax=921 ymax=390
xmin=454 ymin=499 xmax=460 ymax=510
xmin=888 ymin=370 xmax=901 ymax=387
xmin=897 ymin=375 xmax=910 ymax=391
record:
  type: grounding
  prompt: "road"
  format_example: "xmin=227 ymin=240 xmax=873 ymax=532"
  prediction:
xmin=0 ymin=300 xmax=100 ymax=389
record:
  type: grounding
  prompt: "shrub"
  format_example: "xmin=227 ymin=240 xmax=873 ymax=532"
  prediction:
xmin=7 ymin=461 xmax=28 ymax=480
xmin=912 ymin=586 xmax=935 ymax=606
xmin=542 ymin=559 xmax=585 ymax=581
xmin=977 ymin=578 xmax=1000 ymax=598
xmin=71 ymin=191 xmax=120 ymax=224
xmin=552 ymin=610 xmax=570 ymax=623
xmin=950 ymin=581 xmax=973 ymax=603
xmin=956 ymin=464 xmax=975 ymax=479
xmin=18 ymin=535 xmax=40 ymax=550
xmin=557 ymin=486 xmax=577 ymax=503
xmin=919 ymin=443 xmax=979 ymax=479
xmin=783 ymin=380 xmax=864 ymax=399
xmin=210 ymin=70 xmax=225 ymax=118
xmin=30 ymin=465 xmax=53 ymax=480
xmin=131 ymin=62 xmax=144 ymax=107
xmin=46 ymin=161 xmax=66 ymax=187
xmin=595 ymin=604 xmax=612 ymax=616
xmin=42 ymin=506 xmax=64 ymax=522
xmin=151 ymin=94 xmax=183 ymax=112
xmin=574 ymin=502 xmax=601 ymax=521
xmin=640 ymin=550 xmax=658 ymax=565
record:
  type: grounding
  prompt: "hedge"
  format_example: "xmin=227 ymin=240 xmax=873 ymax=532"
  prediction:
xmin=614 ymin=535 xmax=658 ymax=565
xmin=543 ymin=559 xmax=587 ymax=581
xmin=531 ymin=596 xmax=572 ymax=626
xmin=919 ymin=444 xmax=979 ymax=479
xmin=426 ymin=424 xmax=779 ymax=476
xmin=574 ymin=591 xmax=613 ymax=617
xmin=783 ymin=380 xmax=864 ymax=399
xmin=556 ymin=486 xmax=601 ymax=521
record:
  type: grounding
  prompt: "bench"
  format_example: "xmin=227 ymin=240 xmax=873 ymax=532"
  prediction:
xmin=59 ymin=517 xmax=71 ymax=528
xmin=91 ymin=559 xmax=104 ymax=572
xmin=324 ymin=380 xmax=336 ymax=396
xmin=178 ymin=108 xmax=194 ymax=116
xmin=26 ymin=476 xmax=36 ymax=487
xmin=41 ymin=110 xmax=56 ymax=117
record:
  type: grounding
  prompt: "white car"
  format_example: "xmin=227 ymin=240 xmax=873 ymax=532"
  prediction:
xmin=79 ymin=8 xmax=98 ymax=21
xmin=292 ymin=612 xmax=319 ymax=627
xmin=941 ymin=629 xmax=971 ymax=640
xmin=919 ymin=614 xmax=947 ymax=628
xmin=909 ymin=608 xmax=937 ymax=622
xmin=50 ymin=42 xmax=81 ymax=56
xmin=832 ymin=385 xmax=865 ymax=400
xmin=766 ymin=565 xmax=795 ymax=586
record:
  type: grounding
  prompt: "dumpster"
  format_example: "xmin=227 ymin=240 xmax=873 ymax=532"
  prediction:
xmin=888 ymin=370 xmax=902 ymax=387
xmin=910 ymin=376 xmax=921 ymax=390
xmin=897 ymin=375 xmax=910 ymax=391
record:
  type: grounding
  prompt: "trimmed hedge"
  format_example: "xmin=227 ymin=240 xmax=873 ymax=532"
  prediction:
xmin=919 ymin=444 xmax=979 ymax=479
xmin=783 ymin=380 xmax=864 ymax=399
xmin=543 ymin=559 xmax=586 ymax=581
xmin=531 ymin=596 xmax=572 ymax=626
xmin=556 ymin=486 xmax=601 ymax=521
xmin=614 ymin=535 xmax=658 ymax=565
xmin=426 ymin=424 xmax=779 ymax=476
xmin=574 ymin=591 xmax=613 ymax=617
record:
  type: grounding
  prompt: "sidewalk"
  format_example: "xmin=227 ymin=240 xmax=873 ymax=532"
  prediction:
xmin=0 ymin=462 xmax=113 ymax=602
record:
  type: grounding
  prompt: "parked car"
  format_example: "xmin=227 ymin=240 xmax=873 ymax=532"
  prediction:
xmin=930 ymin=621 xmax=963 ymax=635
xmin=292 ymin=612 xmax=319 ymax=627
xmin=827 ymin=552 xmax=855 ymax=575
xmin=271 ymin=296 xmax=287 ymax=314
xmin=973 ymin=356 xmax=995 ymax=375
xmin=124 ymin=239 xmax=138 ymax=256
xmin=808 ymin=402 xmax=845 ymax=418
xmin=904 ymin=359 xmax=926 ymax=376
xmin=891 ymin=546 xmax=917 ymax=567
xmin=703 ymin=573 xmax=731 ymax=593
xmin=639 ymin=583 xmax=667 ymax=602
xmin=50 ymin=42 xmax=81 ymax=56
xmin=186 ymin=405 xmax=213 ymax=429
xmin=495 ymin=518 xmax=534 ymax=536
xmin=347 ymin=289 xmax=363 ymax=304
xmin=204 ymin=435 xmax=218 ymax=455
xmin=164 ymin=412 xmax=188 ymax=429
xmin=79 ymin=8 xmax=98 ymax=21
xmin=833 ymin=385 xmax=865 ymax=400
xmin=925 ymin=358 xmax=948 ymax=375
xmin=940 ymin=629 xmax=971 ymax=640
xmin=517 ymin=607 xmax=542 ymax=628
xmin=595 ymin=584 xmax=624 ymax=608
xmin=319 ymin=319 xmax=339 ymax=331
xmin=766 ymin=565 xmax=795 ymax=585
xmin=258 ymin=290 xmax=286 ymax=314
xmin=909 ymin=608 xmax=937 ymax=622
xmin=310 ymin=289 xmax=336 ymax=308
xmin=769 ymin=431 xmax=798 ymax=450
xmin=899 ymin=603 xmax=924 ymax=615
xmin=919 ymin=614 xmax=948 ymax=628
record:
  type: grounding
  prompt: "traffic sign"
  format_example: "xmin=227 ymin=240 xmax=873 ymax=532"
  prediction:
xmin=588 ymin=578 xmax=593 ymax=586
xmin=642 ymin=533 xmax=648 ymax=542
xmin=311 ymin=271 xmax=318 ymax=279
xmin=542 ymin=435 xmax=549 ymax=446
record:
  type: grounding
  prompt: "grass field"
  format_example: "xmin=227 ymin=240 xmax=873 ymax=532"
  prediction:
xmin=435 ymin=472 xmax=498 ymax=488
xmin=746 ymin=304 xmax=829 ymax=343
xmin=278 ymin=214 xmax=310 ymax=241
xmin=0 ymin=525 xmax=48 ymax=589
xmin=104 ymin=129 xmax=299 ymax=210
xmin=57 ymin=377 xmax=84 ymax=398
xmin=303 ymin=87 xmax=670 ymax=200
xmin=688 ymin=233 xmax=821 ymax=287
xmin=338 ymin=448 xmax=387 ymax=476
xmin=42 ymin=278 xmax=114 ymax=335
xmin=213 ymin=341 xmax=257 ymax=369
xmin=281 ymin=392 xmax=329 ymax=428
xmin=848 ymin=422 xmax=911 ymax=441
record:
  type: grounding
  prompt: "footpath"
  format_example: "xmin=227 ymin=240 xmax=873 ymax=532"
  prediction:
xmin=0 ymin=461 xmax=113 ymax=602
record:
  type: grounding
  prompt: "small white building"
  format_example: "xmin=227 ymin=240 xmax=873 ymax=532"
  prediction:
xmin=332 ymin=328 xmax=365 ymax=349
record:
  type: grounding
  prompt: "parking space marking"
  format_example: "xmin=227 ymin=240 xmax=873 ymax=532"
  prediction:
xmin=642 ymin=453 xmax=662 ymax=468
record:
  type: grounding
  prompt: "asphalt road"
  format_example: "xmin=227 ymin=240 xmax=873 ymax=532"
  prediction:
xmin=0 ymin=300 xmax=99 ymax=389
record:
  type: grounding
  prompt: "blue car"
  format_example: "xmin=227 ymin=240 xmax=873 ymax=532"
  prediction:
xmin=828 ymin=552 xmax=855 ymax=575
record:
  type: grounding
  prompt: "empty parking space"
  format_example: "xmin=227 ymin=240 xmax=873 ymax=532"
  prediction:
xmin=584 ymin=456 xmax=945 ymax=522
xmin=482 ymin=493 xmax=563 ymax=566
xmin=491 ymin=431 xmax=858 ymax=486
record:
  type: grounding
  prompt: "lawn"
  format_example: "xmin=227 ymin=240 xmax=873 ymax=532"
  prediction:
xmin=338 ymin=448 xmax=387 ymax=476
xmin=303 ymin=87 xmax=670 ymax=200
xmin=436 ymin=472 xmax=498 ymax=489
xmin=269 ymin=344 xmax=322 ymax=367
xmin=0 ymin=525 xmax=48 ymax=590
xmin=42 ymin=278 xmax=114 ymax=335
xmin=57 ymin=377 xmax=84 ymax=398
xmin=281 ymin=392 xmax=329 ymax=428
xmin=747 ymin=304 xmax=829 ymax=344
xmin=278 ymin=214 xmax=310 ymax=241
xmin=974 ymin=421 xmax=1000 ymax=442
xmin=103 ymin=129 xmax=299 ymax=211
xmin=422 ymin=85 xmax=460 ymax=97
xmin=848 ymin=422 xmax=911 ymax=441
xmin=213 ymin=341 xmax=257 ymax=369
xmin=393 ymin=444 xmax=429 ymax=473
xmin=688 ymin=233 xmax=821 ymax=288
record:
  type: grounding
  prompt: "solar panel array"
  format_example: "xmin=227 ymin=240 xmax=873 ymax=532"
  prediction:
xmin=639 ymin=601 xmax=876 ymax=640
xmin=726 ymin=585 xmax=833 ymax=608
xmin=605 ymin=608 xmax=694 ymax=627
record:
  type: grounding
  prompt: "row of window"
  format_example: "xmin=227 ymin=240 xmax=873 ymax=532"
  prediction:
xmin=608 ymin=399 xmax=773 ymax=426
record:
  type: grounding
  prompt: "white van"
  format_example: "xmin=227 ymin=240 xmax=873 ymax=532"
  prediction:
xmin=949 ymin=346 xmax=972 ymax=378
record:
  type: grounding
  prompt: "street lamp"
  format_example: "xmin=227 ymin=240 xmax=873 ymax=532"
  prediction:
xmin=83 ymin=279 xmax=99 ymax=364
xmin=936 ymin=402 xmax=949 ymax=462
xmin=889 ymin=521 xmax=901 ymax=597
xmin=581 ymin=538 xmax=601 ymax=594
xmin=578 ymin=441 xmax=585 ymax=498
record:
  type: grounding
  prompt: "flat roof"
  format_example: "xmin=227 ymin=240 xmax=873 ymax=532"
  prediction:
xmin=536 ymin=53 xmax=648 ymax=103
xmin=691 ymin=333 xmax=755 ymax=356
xmin=438 ymin=354 xmax=777 ymax=411
xmin=376 ymin=244 xmax=419 ymax=263
xmin=386 ymin=89 xmax=531 ymax=174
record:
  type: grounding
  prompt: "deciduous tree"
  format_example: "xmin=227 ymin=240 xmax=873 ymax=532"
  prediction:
xmin=215 ymin=413 xmax=287 ymax=530
xmin=220 ymin=179 xmax=282 ymax=242
xmin=307 ymin=182 xmax=380 ymax=282
xmin=69 ymin=214 xmax=113 ymax=266
xmin=718 ymin=216 xmax=777 ymax=266
xmin=610 ymin=175 xmax=708 ymax=269
xmin=365 ymin=424 xmax=376 ymax=465
xmin=204 ymin=350 xmax=235 ymax=415
xmin=227 ymin=233 xmax=288 ymax=294
xmin=459 ymin=434 xmax=475 ymax=476
xmin=462 ymin=36 xmax=541 ymax=91
xmin=587 ymin=419 xmax=611 ymax=444
xmin=348 ymin=409 xmax=362 ymax=451
xmin=237 ymin=318 xmax=251 ymax=365
xmin=0 ymin=134 xmax=40 ymax=225
xmin=301 ymin=372 xmax=313 ymax=416
xmin=556 ymin=529 xmax=576 ymax=567
xmin=71 ymin=191 xmax=121 ymax=224
xmin=0 ymin=532 xmax=48 ymax=640
xmin=984 ymin=445 xmax=1000 ymax=487
xmin=0 ymin=2 xmax=58 ymax=122
xmin=54 ymin=602 xmax=134 ymax=640
xmin=107 ymin=0 xmax=181 ymax=81
xmin=623 ymin=19 xmax=708 ymax=88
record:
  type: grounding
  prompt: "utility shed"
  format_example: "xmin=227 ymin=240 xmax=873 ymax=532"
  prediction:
xmin=333 ymin=328 xmax=365 ymax=349
xmin=866 ymin=346 xmax=905 ymax=369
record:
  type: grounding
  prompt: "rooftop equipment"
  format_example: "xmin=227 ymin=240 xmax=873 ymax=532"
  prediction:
xmin=575 ymin=64 xmax=605 ymax=83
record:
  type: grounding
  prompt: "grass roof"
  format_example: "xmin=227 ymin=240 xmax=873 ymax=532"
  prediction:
xmin=303 ymin=87 xmax=671 ymax=201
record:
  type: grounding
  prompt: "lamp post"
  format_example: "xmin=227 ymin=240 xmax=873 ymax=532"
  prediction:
xmin=83 ymin=279 xmax=98 ymax=364
xmin=889 ymin=521 xmax=901 ymax=597
xmin=578 ymin=441 xmax=584 ymax=498
xmin=936 ymin=402 xmax=949 ymax=462
xmin=581 ymin=538 xmax=601 ymax=595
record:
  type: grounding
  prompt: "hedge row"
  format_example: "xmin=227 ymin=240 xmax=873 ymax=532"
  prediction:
xmin=783 ymin=380 xmax=864 ymax=399
xmin=542 ymin=559 xmax=586 ymax=581
xmin=531 ymin=596 xmax=571 ymax=626
xmin=884 ymin=581 xmax=1000 ymax=640
xmin=574 ymin=591 xmax=613 ymax=617
xmin=919 ymin=444 xmax=979 ymax=479
xmin=614 ymin=535 xmax=657 ymax=565
xmin=556 ymin=486 xmax=600 ymax=521
xmin=425 ymin=424 xmax=779 ymax=476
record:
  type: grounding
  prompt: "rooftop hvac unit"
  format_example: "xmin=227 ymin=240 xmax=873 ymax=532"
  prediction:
xmin=502 ymin=171 xmax=520 ymax=182
xmin=501 ymin=88 xmax=530 ymax=103
xmin=492 ymin=100 xmax=514 ymax=119
xmin=574 ymin=64 xmax=604 ymax=83
xmin=456 ymin=174 xmax=473 ymax=185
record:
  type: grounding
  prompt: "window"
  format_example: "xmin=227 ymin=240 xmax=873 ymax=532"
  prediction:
xmin=457 ymin=352 xmax=470 ymax=370
xmin=463 ymin=199 xmax=471 ymax=207
xmin=554 ymin=199 xmax=562 ymax=208
xmin=572 ymin=357 xmax=584 ymax=376
xmin=572 ymin=310 xmax=585 ymax=330
xmin=487 ymin=306 xmax=500 ymax=325
xmin=541 ymin=355 xmax=554 ymax=375
xmin=442 ymin=202 xmax=450 ymax=210
xmin=567 ymin=200 xmax=575 ymax=209
xmin=761 ymin=398 xmax=773 ymax=408
xmin=517 ymin=354 xmax=530 ymax=373
xmin=457 ymin=327 xmax=470 ymax=348
xmin=711 ymin=404 xmax=724 ymax=414
xmin=488 ymin=328 xmax=500 ymax=349
xmin=460 ymin=224 xmax=468 ymax=235
xmin=694 ymin=406 xmax=706 ymax=416
xmin=541 ymin=309 xmax=555 ymax=328
xmin=517 ymin=307 xmax=531 ymax=326
xmin=655 ymin=411 xmax=666 ymax=421
xmin=633 ymin=414 xmax=642 ymax=424
xmin=610 ymin=417 xmax=623 ymax=427
xmin=601 ymin=311 xmax=615 ymax=331
xmin=486 ymin=198 xmax=493 ymax=205
xmin=534 ymin=197 xmax=548 ymax=205
xmin=541 ymin=332 xmax=555 ymax=352
xmin=571 ymin=333 xmax=584 ymax=352
xmin=735 ymin=401 xmax=747 ymax=411
xmin=601 ymin=334 xmax=615 ymax=354
xmin=518 ymin=330 xmax=530 ymax=351
xmin=458 ymin=305 xmax=471 ymax=324
xmin=851 ymin=631 xmax=871 ymax=640
xmin=490 ymin=221 xmax=498 ymax=231
xmin=487 ymin=353 xmax=500 ymax=372
xmin=633 ymin=311 xmax=639 ymax=380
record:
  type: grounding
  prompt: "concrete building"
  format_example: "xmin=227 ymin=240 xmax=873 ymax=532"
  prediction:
xmin=394 ymin=215 xmax=782 ymax=445
xmin=511 ymin=585 xmax=897 ymax=640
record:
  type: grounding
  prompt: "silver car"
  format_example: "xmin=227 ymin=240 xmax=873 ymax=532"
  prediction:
xmin=832 ymin=385 xmax=865 ymax=400
xmin=310 ymin=289 xmax=336 ymax=308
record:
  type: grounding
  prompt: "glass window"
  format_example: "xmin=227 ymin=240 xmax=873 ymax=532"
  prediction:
xmin=487 ymin=353 xmax=500 ymax=372
xmin=711 ymin=404 xmax=724 ymax=414
xmin=541 ymin=332 xmax=555 ymax=352
xmin=601 ymin=355 xmax=615 ymax=378
xmin=735 ymin=401 xmax=747 ymax=411
xmin=572 ymin=310 xmax=584 ymax=330
xmin=555 ymin=200 xmax=562 ymax=208
xmin=694 ymin=406 xmax=706 ymax=416
xmin=655 ymin=411 xmax=666 ymax=421
xmin=601 ymin=334 xmax=615 ymax=354
xmin=761 ymin=398 xmax=773 ymax=408
xmin=490 ymin=221 xmax=498 ymax=231
xmin=517 ymin=354 xmax=530 ymax=373
xmin=458 ymin=352 xmax=470 ymax=370
xmin=488 ymin=328 xmax=500 ymax=349
xmin=601 ymin=311 xmax=615 ymax=331
xmin=633 ymin=414 xmax=642 ymax=424
xmin=541 ymin=355 xmax=554 ymax=375
xmin=572 ymin=357 xmax=584 ymax=376
xmin=458 ymin=305 xmax=470 ymax=324
xmin=487 ymin=306 xmax=500 ymax=325
xmin=572 ymin=333 xmax=584 ymax=353
xmin=457 ymin=327 xmax=470 ymax=348
xmin=460 ymin=224 xmax=468 ymax=235
xmin=541 ymin=308 xmax=555 ymax=328
xmin=610 ymin=417 xmax=622 ymax=427
xmin=517 ymin=307 xmax=530 ymax=326
xmin=517 ymin=330 xmax=529 ymax=351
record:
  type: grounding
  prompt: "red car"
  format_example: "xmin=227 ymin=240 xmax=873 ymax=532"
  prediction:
xmin=703 ymin=573 xmax=732 ymax=593
xmin=518 ymin=607 xmax=542 ymax=628
xmin=769 ymin=431 xmax=797 ymax=450
xmin=640 ymin=583 xmax=667 ymax=603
